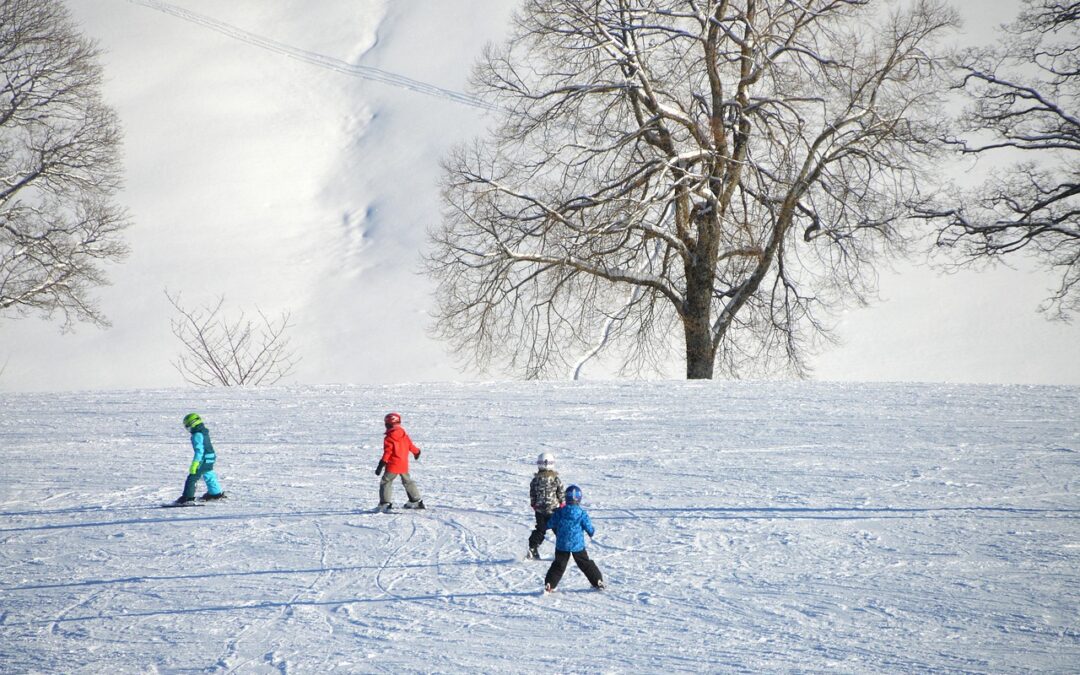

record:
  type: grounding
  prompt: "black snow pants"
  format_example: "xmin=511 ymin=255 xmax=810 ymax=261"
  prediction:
xmin=528 ymin=511 xmax=552 ymax=550
xmin=544 ymin=549 xmax=603 ymax=589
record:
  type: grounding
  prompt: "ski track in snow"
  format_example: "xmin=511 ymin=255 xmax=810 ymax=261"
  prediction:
xmin=126 ymin=0 xmax=497 ymax=111
xmin=1 ymin=381 xmax=1078 ymax=673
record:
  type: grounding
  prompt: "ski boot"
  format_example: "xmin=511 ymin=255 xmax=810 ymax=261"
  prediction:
xmin=377 ymin=502 xmax=393 ymax=513
xmin=200 ymin=492 xmax=227 ymax=501
xmin=404 ymin=500 xmax=426 ymax=510
xmin=173 ymin=495 xmax=195 ymax=505
xmin=527 ymin=547 xmax=540 ymax=560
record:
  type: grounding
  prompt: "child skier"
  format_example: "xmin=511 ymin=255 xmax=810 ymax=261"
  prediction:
xmin=175 ymin=413 xmax=226 ymax=504
xmin=544 ymin=484 xmax=605 ymax=592
xmin=375 ymin=412 xmax=424 ymax=512
xmin=527 ymin=452 xmax=564 ymax=560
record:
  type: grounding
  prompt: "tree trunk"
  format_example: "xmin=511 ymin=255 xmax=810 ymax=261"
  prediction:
xmin=684 ymin=317 xmax=715 ymax=379
xmin=683 ymin=259 xmax=716 ymax=379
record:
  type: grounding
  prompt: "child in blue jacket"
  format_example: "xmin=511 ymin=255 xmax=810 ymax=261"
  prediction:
xmin=544 ymin=484 xmax=605 ymax=592
xmin=174 ymin=413 xmax=226 ymax=504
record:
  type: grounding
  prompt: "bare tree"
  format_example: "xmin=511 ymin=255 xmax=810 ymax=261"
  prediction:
xmin=167 ymin=291 xmax=299 ymax=387
xmin=927 ymin=0 xmax=1079 ymax=321
xmin=0 ymin=0 xmax=128 ymax=328
xmin=428 ymin=0 xmax=958 ymax=379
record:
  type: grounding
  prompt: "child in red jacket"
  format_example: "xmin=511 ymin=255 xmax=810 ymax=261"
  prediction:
xmin=375 ymin=412 xmax=424 ymax=512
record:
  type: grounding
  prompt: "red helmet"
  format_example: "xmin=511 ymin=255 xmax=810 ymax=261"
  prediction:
xmin=384 ymin=412 xmax=401 ymax=427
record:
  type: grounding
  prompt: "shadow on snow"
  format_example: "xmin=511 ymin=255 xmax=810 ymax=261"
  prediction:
xmin=9 ymin=589 xmax=550 ymax=626
xmin=3 ymin=558 xmax=520 ymax=592
xmin=591 ymin=505 xmax=1080 ymax=521
xmin=3 ymin=503 xmax=1078 ymax=535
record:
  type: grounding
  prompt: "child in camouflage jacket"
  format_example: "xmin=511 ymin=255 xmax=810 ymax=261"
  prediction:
xmin=527 ymin=452 xmax=564 ymax=559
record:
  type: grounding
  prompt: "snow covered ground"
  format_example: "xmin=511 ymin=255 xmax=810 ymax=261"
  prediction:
xmin=2 ymin=381 xmax=1078 ymax=673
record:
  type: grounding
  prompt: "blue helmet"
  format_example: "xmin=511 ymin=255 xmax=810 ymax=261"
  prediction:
xmin=564 ymin=485 xmax=582 ymax=504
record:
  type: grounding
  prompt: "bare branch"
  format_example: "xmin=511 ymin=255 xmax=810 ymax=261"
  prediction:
xmin=927 ymin=0 xmax=1080 ymax=320
xmin=166 ymin=290 xmax=300 ymax=387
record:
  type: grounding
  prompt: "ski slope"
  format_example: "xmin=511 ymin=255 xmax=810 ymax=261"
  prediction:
xmin=2 ymin=381 xmax=1078 ymax=673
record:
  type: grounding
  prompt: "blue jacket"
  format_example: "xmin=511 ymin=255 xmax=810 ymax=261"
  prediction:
xmin=189 ymin=424 xmax=216 ymax=466
xmin=546 ymin=503 xmax=595 ymax=552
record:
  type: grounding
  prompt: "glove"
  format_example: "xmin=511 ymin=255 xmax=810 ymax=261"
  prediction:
xmin=375 ymin=460 xmax=386 ymax=476
xmin=415 ymin=450 xmax=421 ymax=462
xmin=188 ymin=460 xmax=200 ymax=475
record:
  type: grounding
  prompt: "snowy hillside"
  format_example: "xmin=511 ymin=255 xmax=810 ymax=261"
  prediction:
xmin=2 ymin=381 xmax=1078 ymax=672
xmin=0 ymin=0 xmax=1078 ymax=391
xmin=0 ymin=0 xmax=518 ymax=391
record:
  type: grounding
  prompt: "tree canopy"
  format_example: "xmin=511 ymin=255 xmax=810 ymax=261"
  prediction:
xmin=429 ymin=0 xmax=958 ymax=379
xmin=0 ymin=0 xmax=128 ymax=328
xmin=930 ymin=0 xmax=1079 ymax=321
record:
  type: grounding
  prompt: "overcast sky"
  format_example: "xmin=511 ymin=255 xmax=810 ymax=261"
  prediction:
xmin=1 ymin=0 xmax=1076 ymax=391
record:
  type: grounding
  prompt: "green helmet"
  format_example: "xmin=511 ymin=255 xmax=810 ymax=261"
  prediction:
xmin=182 ymin=413 xmax=203 ymax=430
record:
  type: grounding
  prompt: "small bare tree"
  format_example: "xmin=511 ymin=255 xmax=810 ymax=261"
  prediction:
xmin=167 ymin=291 xmax=299 ymax=387
xmin=928 ymin=0 xmax=1079 ymax=320
xmin=0 ymin=0 xmax=129 ymax=328
xmin=428 ymin=0 xmax=958 ymax=380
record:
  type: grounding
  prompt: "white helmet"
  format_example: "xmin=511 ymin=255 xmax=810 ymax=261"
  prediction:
xmin=537 ymin=452 xmax=555 ymax=470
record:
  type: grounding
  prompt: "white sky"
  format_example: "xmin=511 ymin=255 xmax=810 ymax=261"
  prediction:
xmin=0 ymin=0 xmax=1076 ymax=391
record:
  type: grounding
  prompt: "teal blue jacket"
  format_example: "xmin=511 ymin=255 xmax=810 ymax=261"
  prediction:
xmin=189 ymin=424 xmax=216 ymax=466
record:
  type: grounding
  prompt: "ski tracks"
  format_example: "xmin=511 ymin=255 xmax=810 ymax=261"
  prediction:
xmin=217 ymin=520 xmax=335 ymax=674
xmin=125 ymin=0 xmax=496 ymax=111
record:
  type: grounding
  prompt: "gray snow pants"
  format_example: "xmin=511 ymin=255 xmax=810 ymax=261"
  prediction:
xmin=379 ymin=470 xmax=422 ymax=505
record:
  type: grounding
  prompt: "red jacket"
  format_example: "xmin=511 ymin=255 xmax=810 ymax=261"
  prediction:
xmin=382 ymin=425 xmax=420 ymax=474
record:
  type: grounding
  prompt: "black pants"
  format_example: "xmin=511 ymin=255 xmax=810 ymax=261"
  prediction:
xmin=528 ymin=511 xmax=551 ymax=550
xmin=544 ymin=549 xmax=603 ymax=589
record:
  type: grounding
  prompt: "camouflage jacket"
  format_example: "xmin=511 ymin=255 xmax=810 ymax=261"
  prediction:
xmin=530 ymin=470 xmax=564 ymax=514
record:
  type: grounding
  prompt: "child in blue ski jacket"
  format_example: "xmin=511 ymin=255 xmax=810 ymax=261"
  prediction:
xmin=544 ymin=484 xmax=604 ymax=592
xmin=174 ymin=413 xmax=226 ymax=504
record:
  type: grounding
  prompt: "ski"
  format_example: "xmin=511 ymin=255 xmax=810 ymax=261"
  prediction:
xmin=160 ymin=501 xmax=204 ymax=508
xmin=372 ymin=502 xmax=427 ymax=514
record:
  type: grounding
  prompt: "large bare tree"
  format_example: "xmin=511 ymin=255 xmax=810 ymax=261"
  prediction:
xmin=428 ymin=0 xmax=957 ymax=379
xmin=0 ymin=0 xmax=128 ymax=328
xmin=929 ymin=0 xmax=1079 ymax=321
